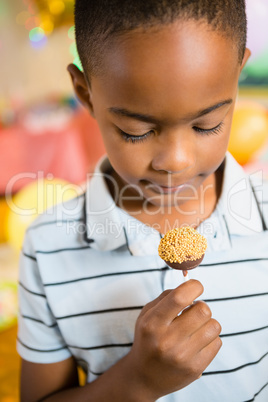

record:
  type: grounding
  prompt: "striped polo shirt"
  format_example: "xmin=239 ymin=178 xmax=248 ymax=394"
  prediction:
xmin=17 ymin=152 xmax=268 ymax=402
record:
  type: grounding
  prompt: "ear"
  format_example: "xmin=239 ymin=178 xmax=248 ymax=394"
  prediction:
xmin=67 ymin=64 xmax=95 ymax=117
xmin=240 ymin=48 xmax=251 ymax=71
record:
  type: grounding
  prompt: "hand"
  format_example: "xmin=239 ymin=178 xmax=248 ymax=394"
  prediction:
xmin=126 ymin=280 xmax=222 ymax=401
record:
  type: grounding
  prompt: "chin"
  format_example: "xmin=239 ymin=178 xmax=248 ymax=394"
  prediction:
xmin=143 ymin=194 xmax=185 ymax=209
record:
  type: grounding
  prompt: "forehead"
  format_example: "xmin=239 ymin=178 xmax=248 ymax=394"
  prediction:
xmin=91 ymin=21 xmax=240 ymax=119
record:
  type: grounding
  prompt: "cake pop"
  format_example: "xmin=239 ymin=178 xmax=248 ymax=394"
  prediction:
xmin=158 ymin=226 xmax=207 ymax=280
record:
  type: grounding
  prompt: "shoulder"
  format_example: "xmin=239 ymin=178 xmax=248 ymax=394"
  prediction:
xmin=23 ymin=192 xmax=86 ymax=254
xmin=20 ymin=190 xmax=94 ymax=296
xmin=28 ymin=192 xmax=86 ymax=228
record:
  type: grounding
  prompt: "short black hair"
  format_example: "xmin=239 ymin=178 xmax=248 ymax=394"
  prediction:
xmin=75 ymin=0 xmax=247 ymax=77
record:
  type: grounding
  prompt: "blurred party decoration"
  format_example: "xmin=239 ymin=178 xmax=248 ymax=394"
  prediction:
xmin=244 ymin=49 xmax=268 ymax=79
xmin=23 ymin=0 xmax=36 ymax=16
xmin=68 ymin=25 xmax=75 ymax=40
xmin=68 ymin=25 xmax=83 ymax=71
xmin=0 ymin=282 xmax=18 ymax=332
xmin=31 ymin=0 xmax=74 ymax=33
xmin=246 ymin=0 xmax=268 ymax=60
xmin=0 ymin=198 xmax=9 ymax=243
xmin=16 ymin=10 xmax=31 ymax=26
xmin=228 ymin=101 xmax=268 ymax=165
xmin=29 ymin=26 xmax=47 ymax=48
xmin=240 ymin=0 xmax=268 ymax=87
xmin=0 ymin=97 xmax=106 ymax=195
xmin=0 ymin=0 xmax=9 ymax=23
xmin=49 ymin=0 xmax=65 ymax=15
xmin=18 ymin=1 xmax=83 ymax=66
xmin=6 ymin=178 xmax=81 ymax=253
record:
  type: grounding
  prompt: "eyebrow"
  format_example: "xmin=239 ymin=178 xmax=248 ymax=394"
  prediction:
xmin=108 ymin=99 xmax=233 ymax=124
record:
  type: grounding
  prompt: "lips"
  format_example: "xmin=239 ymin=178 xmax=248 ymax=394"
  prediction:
xmin=145 ymin=181 xmax=189 ymax=194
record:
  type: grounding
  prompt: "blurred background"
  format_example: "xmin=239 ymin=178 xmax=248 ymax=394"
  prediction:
xmin=0 ymin=0 xmax=267 ymax=400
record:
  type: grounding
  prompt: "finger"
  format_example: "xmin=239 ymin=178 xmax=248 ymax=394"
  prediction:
xmin=146 ymin=280 xmax=204 ymax=325
xmin=173 ymin=301 xmax=213 ymax=336
xmin=139 ymin=289 xmax=173 ymax=318
xmin=194 ymin=336 xmax=223 ymax=375
xmin=189 ymin=318 xmax=222 ymax=354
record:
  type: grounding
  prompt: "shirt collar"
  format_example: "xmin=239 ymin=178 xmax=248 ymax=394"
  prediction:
xmin=216 ymin=152 xmax=263 ymax=235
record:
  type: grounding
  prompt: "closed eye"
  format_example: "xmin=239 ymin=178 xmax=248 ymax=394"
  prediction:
xmin=119 ymin=129 xmax=154 ymax=143
xmin=193 ymin=122 xmax=224 ymax=135
xmin=118 ymin=121 xmax=224 ymax=143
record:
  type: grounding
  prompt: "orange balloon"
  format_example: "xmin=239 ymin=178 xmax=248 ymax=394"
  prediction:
xmin=228 ymin=101 xmax=268 ymax=165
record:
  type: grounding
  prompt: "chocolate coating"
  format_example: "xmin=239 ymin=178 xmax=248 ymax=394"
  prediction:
xmin=165 ymin=255 xmax=204 ymax=271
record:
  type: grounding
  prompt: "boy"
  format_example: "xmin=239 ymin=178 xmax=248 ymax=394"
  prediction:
xmin=17 ymin=0 xmax=268 ymax=401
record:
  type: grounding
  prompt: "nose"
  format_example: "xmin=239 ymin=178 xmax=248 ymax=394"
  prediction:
xmin=152 ymin=129 xmax=196 ymax=174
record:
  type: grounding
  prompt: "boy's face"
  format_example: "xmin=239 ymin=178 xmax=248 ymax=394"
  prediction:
xmin=70 ymin=21 xmax=250 ymax=210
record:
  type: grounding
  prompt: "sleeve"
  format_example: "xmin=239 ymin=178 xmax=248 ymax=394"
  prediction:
xmin=17 ymin=230 xmax=72 ymax=364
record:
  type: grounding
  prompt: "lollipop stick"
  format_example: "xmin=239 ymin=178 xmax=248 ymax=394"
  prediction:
xmin=183 ymin=270 xmax=189 ymax=282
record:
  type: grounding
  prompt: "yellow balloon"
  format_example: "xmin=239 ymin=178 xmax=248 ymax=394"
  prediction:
xmin=6 ymin=178 xmax=81 ymax=253
xmin=228 ymin=101 xmax=268 ymax=165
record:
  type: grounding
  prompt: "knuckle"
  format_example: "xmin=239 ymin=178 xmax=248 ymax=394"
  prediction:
xmin=138 ymin=301 xmax=153 ymax=318
xmin=139 ymin=317 xmax=155 ymax=337
xmin=172 ymin=291 xmax=187 ymax=308
xmin=210 ymin=318 xmax=222 ymax=334
xmin=156 ymin=338 xmax=170 ymax=358
xmin=203 ymin=319 xmax=222 ymax=341
xmin=173 ymin=348 xmax=188 ymax=366
xmin=161 ymin=289 xmax=172 ymax=298
xmin=215 ymin=336 xmax=223 ymax=349
xmin=176 ymin=344 xmax=186 ymax=359
xmin=209 ymin=337 xmax=223 ymax=357
xmin=195 ymin=301 xmax=211 ymax=319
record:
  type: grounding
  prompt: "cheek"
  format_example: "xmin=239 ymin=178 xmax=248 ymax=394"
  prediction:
xmin=202 ymin=105 xmax=234 ymax=163
xmin=206 ymin=135 xmax=229 ymax=167
xmin=217 ymin=123 xmax=232 ymax=157
xmin=207 ymin=118 xmax=233 ymax=162
xmin=94 ymin=113 xmax=151 ymax=178
xmin=196 ymin=128 xmax=231 ymax=177
xmin=105 ymin=140 xmax=149 ymax=182
xmin=222 ymin=108 xmax=235 ymax=146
